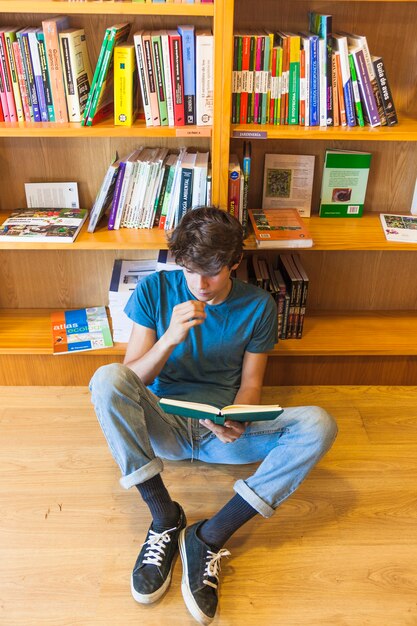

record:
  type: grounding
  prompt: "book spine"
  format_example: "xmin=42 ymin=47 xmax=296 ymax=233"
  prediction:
xmin=28 ymin=31 xmax=48 ymax=122
xmin=36 ymin=32 xmax=55 ymax=122
xmin=179 ymin=25 xmax=196 ymax=125
xmin=288 ymin=35 xmax=300 ymax=125
xmin=82 ymin=27 xmax=109 ymax=126
xmin=352 ymin=48 xmax=380 ymax=127
xmin=133 ymin=33 xmax=152 ymax=126
xmin=161 ymin=33 xmax=175 ymax=126
xmin=335 ymin=37 xmax=356 ymax=126
xmin=114 ymin=45 xmax=137 ymax=126
xmin=309 ymin=36 xmax=319 ymax=126
xmin=22 ymin=32 xmax=41 ymax=122
xmin=335 ymin=52 xmax=346 ymax=126
xmin=107 ymin=162 xmax=126 ymax=230
xmin=60 ymin=34 xmax=79 ymax=121
xmin=240 ymin=34 xmax=250 ymax=124
xmin=331 ymin=51 xmax=339 ymax=127
xmin=254 ymin=35 xmax=263 ymax=124
xmin=191 ymin=161 xmax=208 ymax=208
xmin=158 ymin=163 xmax=175 ymax=229
xmin=275 ymin=46 xmax=283 ymax=125
xmin=142 ymin=33 xmax=160 ymax=126
xmin=153 ymin=161 xmax=170 ymax=227
xmin=152 ymin=34 xmax=168 ymax=126
xmin=4 ymin=32 xmax=24 ymax=122
xmin=318 ymin=37 xmax=326 ymax=127
xmin=169 ymin=32 xmax=185 ymax=125
xmin=348 ymin=52 xmax=364 ymax=127
xmin=196 ymin=31 xmax=213 ymax=126
xmin=0 ymin=32 xmax=17 ymax=122
xmin=178 ymin=165 xmax=194 ymax=221
xmin=42 ymin=18 xmax=69 ymax=122
xmin=372 ymin=56 xmax=398 ymax=126
xmin=247 ymin=35 xmax=256 ymax=124
xmin=227 ymin=164 xmax=241 ymax=218
xmin=260 ymin=33 xmax=270 ymax=125
xmin=241 ymin=141 xmax=251 ymax=237
xmin=12 ymin=41 xmax=31 ymax=120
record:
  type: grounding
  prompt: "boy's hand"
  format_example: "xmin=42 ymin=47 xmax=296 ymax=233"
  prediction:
xmin=199 ymin=419 xmax=248 ymax=443
xmin=165 ymin=300 xmax=206 ymax=346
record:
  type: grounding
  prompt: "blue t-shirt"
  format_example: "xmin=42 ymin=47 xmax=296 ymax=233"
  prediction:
xmin=124 ymin=270 xmax=277 ymax=408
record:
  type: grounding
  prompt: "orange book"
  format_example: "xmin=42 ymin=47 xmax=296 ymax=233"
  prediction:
xmin=335 ymin=51 xmax=346 ymax=126
xmin=248 ymin=208 xmax=313 ymax=249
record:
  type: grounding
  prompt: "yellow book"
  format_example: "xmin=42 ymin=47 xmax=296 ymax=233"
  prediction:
xmin=114 ymin=44 xmax=138 ymax=126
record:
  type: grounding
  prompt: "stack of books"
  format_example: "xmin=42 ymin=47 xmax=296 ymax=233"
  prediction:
xmin=231 ymin=12 xmax=397 ymax=128
xmin=88 ymin=147 xmax=211 ymax=233
xmin=108 ymin=259 xmax=157 ymax=342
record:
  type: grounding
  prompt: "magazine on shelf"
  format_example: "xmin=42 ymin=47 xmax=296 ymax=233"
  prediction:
xmin=0 ymin=208 xmax=87 ymax=243
xmin=379 ymin=213 xmax=417 ymax=243
xmin=51 ymin=306 xmax=113 ymax=355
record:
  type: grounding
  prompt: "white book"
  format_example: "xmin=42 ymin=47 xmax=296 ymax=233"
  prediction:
xmin=140 ymin=151 xmax=163 ymax=228
xmin=114 ymin=149 xmax=142 ymax=230
xmin=133 ymin=30 xmax=153 ymax=126
xmin=25 ymin=181 xmax=79 ymax=209
xmin=160 ymin=31 xmax=175 ymax=127
xmin=191 ymin=151 xmax=209 ymax=208
xmin=195 ymin=30 xmax=213 ymax=126
xmin=380 ymin=213 xmax=417 ymax=243
xmin=300 ymin=35 xmax=310 ymax=127
xmin=165 ymin=148 xmax=186 ymax=230
xmin=134 ymin=148 xmax=158 ymax=228
xmin=121 ymin=148 xmax=144 ymax=228
xmin=318 ymin=38 xmax=326 ymax=127
xmin=88 ymin=159 xmax=119 ymax=233
xmin=58 ymin=28 xmax=92 ymax=122
xmin=145 ymin=148 xmax=169 ymax=228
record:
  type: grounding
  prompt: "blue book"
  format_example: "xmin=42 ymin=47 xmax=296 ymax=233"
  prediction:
xmin=309 ymin=12 xmax=333 ymax=126
xmin=177 ymin=152 xmax=196 ymax=222
xmin=20 ymin=29 xmax=41 ymax=121
xmin=333 ymin=33 xmax=356 ymax=127
xmin=308 ymin=33 xmax=319 ymax=126
xmin=178 ymin=25 xmax=195 ymax=125
xmin=28 ymin=29 xmax=48 ymax=122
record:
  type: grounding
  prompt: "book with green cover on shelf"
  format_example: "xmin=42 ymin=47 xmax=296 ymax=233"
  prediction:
xmin=319 ymin=149 xmax=371 ymax=218
xmin=0 ymin=208 xmax=87 ymax=243
xmin=158 ymin=398 xmax=283 ymax=426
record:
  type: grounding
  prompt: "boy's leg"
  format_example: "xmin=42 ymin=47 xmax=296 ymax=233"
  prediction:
xmin=179 ymin=406 xmax=337 ymax=624
xmin=89 ymin=363 xmax=191 ymax=604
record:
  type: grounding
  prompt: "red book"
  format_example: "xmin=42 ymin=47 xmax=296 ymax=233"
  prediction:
xmin=239 ymin=33 xmax=250 ymax=124
xmin=12 ymin=41 xmax=31 ymax=120
xmin=168 ymin=30 xmax=185 ymax=126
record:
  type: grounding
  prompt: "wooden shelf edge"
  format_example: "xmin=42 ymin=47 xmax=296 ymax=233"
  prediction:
xmin=3 ymin=1 xmax=214 ymax=17
xmin=0 ymin=121 xmax=212 ymax=138
xmin=1 ymin=309 xmax=417 ymax=357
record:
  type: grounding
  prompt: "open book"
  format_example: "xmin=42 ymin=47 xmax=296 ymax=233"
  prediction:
xmin=158 ymin=398 xmax=283 ymax=425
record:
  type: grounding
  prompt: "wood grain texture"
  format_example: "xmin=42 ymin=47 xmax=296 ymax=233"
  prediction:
xmin=1 ymin=385 xmax=417 ymax=625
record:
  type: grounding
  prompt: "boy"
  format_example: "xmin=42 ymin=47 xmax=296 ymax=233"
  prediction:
xmin=90 ymin=207 xmax=337 ymax=625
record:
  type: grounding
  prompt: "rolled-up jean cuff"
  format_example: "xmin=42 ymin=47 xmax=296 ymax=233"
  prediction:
xmin=234 ymin=478 xmax=275 ymax=518
xmin=119 ymin=457 xmax=164 ymax=490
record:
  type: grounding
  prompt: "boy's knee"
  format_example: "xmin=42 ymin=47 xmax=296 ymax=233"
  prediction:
xmin=308 ymin=405 xmax=338 ymax=451
xmin=89 ymin=363 xmax=134 ymax=398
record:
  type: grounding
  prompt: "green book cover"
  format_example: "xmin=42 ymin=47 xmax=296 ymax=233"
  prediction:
xmin=348 ymin=52 xmax=365 ymax=127
xmin=82 ymin=27 xmax=110 ymax=126
xmin=158 ymin=398 xmax=283 ymax=426
xmin=319 ymin=149 xmax=372 ymax=217
xmin=151 ymin=33 xmax=168 ymax=126
xmin=260 ymin=32 xmax=270 ymax=125
xmin=85 ymin=23 xmax=130 ymax=126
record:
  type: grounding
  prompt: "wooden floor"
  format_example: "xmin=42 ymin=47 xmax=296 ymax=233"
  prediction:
xmin=1 ymin=386 xmax=417 ymax=626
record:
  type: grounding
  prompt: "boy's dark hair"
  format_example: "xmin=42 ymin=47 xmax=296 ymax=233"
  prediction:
xmin=167 ymin=206 xmax=244 ymax=275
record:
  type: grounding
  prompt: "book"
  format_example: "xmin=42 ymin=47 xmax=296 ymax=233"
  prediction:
xmin=248 ymin=208 xmax=313 ymax=249
xmin=36 ymin=30 xmax=55 ymax=122
xmin=59 ymin=28 xmax=93 ymax=122
xmin=168 ymin=29 xmax=185 ymax=125
xmin=82 ymin=26 xmax=110 ymax=126
xmin=227 ymin=154 xmax=241 ymax=218
xmin=309 ymin=12 xmax=333 ymax=126
xmin=28 ymin=28 xmax=49 ymax=122
xmin=20 ymin=29 xmax=41 ymax=122
xmin=379 ymin=213 xmax=417 ymax=243
xmin=158 ymin=398 xmax=284 ymax=425
xmin=51 ymin=306 xmax=113 ymax=355
xmin=372 ymin=56 xmax=398 ymax=126
xmin=0 ymin=208 xmax=87 ymax=243
xmin=332 ymin=33 xmax=356 ymax=127
xmin=262 ymin=154 xmax=315 ymax=218
xmin=2 ymin=28 xmax=24 ymax=122
xmin=350 ymin=46 xmax=380 ymax=127
xmin=241 ymin=140 xmax=251 ymax=236
xmin=133 ymin=31 xmax=152 ymax=126
xmin=178 ymin=25 xmax=195 ymax=125
xmin=114 ymin=44 xmax=138 ymax=126
xmin=195 ymin=30 xmax=213 ymax=126
xmin=88 ymin=155 xmax=120 ymax=232
xmin=319 ymin=149 xmax=372 ymax=217
xmin=42 ymin=15 xmax=70 ymax=123
xmin=24 ymin=182 xmax=79 ymax=209
xmin=0 ymin=29 xmax=17 ymax=122
xmin=151 ymin=31 xmax=168 ymax=126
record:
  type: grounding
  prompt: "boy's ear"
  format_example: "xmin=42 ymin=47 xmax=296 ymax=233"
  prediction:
xmin=230 ymin=254 xmax=243 ymax=271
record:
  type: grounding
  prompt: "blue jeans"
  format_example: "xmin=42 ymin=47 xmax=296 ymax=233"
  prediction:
xmin=89 ymin=363 xmax=337 ymax=518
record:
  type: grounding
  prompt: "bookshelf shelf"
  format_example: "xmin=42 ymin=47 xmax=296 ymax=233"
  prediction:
xmin=2 ymin=308 xmax=416 ymax=357
xmin=232 ymin=115 xmax=417 ymax=142
xmin=1 ymin=214 xmax=415 ymax=251
xmin=5 ymin=1 xmax=215 ymax=17
xmin=0 ymin=121 xmax=212 ymax=139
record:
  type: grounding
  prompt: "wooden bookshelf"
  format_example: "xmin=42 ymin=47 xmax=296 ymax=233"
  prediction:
xmin=7 ymin=1 xmax=215 ymax=17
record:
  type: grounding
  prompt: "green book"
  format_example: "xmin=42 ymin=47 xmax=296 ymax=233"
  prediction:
xmin=151 ymin=33 xmax=168 ymax=126
xmin=348 ymin=52 xmax=365 ymax=127
xmin=82 ymin=27 xmax=111 ymax=126
xmin=158 ymin=398 xmax=284 ymax=426
xmin=319 ymin=149 xmax=372 ymax=217
xmin=85 ymin=23 xmax=130 ymax=126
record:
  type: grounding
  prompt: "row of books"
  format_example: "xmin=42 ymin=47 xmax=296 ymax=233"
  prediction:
xmin=227 ymin=141 xmax=251 ymax=236
xmin=88 ymin=147 xmax=211 ymax=233
xmin=61 ymin=1 xmax=214 ymax=3
xmin=232 ymin=11 xmax=397 ymax=128
xmin=237 ymin=253 xmax=309 ymax=339
xmin=0 ymin=19 xmax=93 ymax=123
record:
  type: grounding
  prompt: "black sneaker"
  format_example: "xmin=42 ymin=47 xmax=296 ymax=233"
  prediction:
xmin=131 ymin=504 xmax=186 ymax=604
xmin=179 ymin=521 xmax=231 ymax=625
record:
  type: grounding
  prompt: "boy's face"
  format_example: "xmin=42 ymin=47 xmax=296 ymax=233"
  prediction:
xmin=183 ymin=264 xmax=239 ymax=305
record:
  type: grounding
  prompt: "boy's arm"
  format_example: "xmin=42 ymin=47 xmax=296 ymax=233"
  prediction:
xmin=124 ymin=299 xmax=206 ymax=384
xmin=200 ymin=351 xmax=268 ymax=443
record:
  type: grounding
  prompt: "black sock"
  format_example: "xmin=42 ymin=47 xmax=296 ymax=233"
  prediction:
xmin=136 ymin=474 xmax=180 ymax=531
xmin=197 ymin=493 xmax=258 ymax=551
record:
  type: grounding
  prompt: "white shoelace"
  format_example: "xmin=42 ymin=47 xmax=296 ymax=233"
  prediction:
xmin=203 ymin=548 xmax=231 ymax=589
xmin=141 ymin=527 xmax=176 ymax=567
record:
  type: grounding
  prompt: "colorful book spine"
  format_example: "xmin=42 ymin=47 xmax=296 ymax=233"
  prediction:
xmin=42 ymin=16 xmax=70 ymax=123
xmin=309 ymin=34 xmax=319 ymax=126
xmin=333 ymin=34 xmax=355 ymax=126
xmin=0 ymin=30 xmax=17 ymax=122
xmin=3 ymin=29 xmax=24 ymax=122
xmin=151 ymin=32 xmax=168 ymax=126
xmin=133 ymin=31 xmax=152 ymax=126
xmin=142 ymin=31 xmax=160 ymax=126
xmin=247 ymin=35 xmax=256 ymax=124
xmin=335 ymin=51 xmax=346 ymax=126
xmin=178 ymin=25 xmax=196 ymax=125
xmin=288 ymin=34 xmax=300 ymax=125
xmin=348 ymin=52 xmax=365 ymax=127
xmin=231 ymin=34 xmax=240 ymax=124
xmin=253 ymin=34 xmax=263 ymax=124
xmin=82 ymin=27 xmax=110 ymax=126
xmin=372 ymin=55 xmax=398 ymax=126
xmin=195 ymin=30 xmax=213 ymax=126
xmin=351 ymin=47 xmax=380 ymax=127
xmin=114 ymin=44 xmax=138 ymax=126
xmin=168 ymin=30 xmax=185 ymax=126
xmin=107 ymin=161 xmax=126 ymax=230
xmin=59 ymin=28 xmax=92 ymax=123
xmin=36 ymin=31 xmax=55 ymax=122
xmin=331 ymin=51 xmax=339 ymax=127
xmin=160 ymin=32 xmax=175 ymax=126
xmin=12 ymin=40 xmax=31 ymax=121
xmin=178 ymin=152 xmax=196 ymax=221
xmin=309 ymin=12 xmax=333 ymax=126
xmin=239 ymin=34 xmax=250 ymax=124
xmin=21 ymin=30 xmax=41 ymax=122
xmin=28 ymin=29 xmax=48 ymax=122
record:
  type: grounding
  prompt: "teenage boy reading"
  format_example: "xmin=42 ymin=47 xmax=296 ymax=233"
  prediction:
xmin=90 ymin=206 xmax=337 ymax=625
